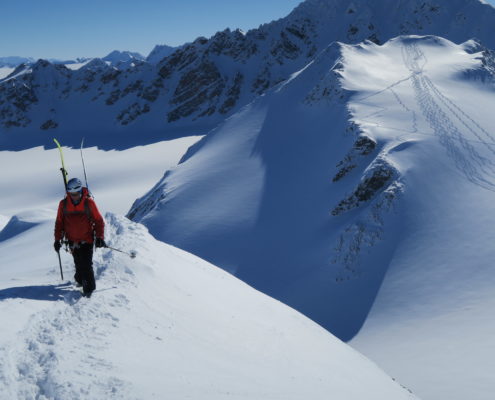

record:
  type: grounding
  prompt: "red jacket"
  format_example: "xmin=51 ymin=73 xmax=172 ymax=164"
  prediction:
xmin=54 ymin=188 xmax=104 ymax=243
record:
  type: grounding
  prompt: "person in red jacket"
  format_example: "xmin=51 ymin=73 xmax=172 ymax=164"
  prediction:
xmin=54 ymin=177 xmax=105 ymax=296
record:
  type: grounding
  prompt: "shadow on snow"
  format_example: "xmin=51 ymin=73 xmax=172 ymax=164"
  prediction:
xmin=0 ymin=283 xmax=74 ymax=302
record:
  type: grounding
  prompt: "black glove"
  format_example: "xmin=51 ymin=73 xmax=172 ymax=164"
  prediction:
xmin=54 ymin=240 xmax=61 ymax=252
xmin=95 ymin=238 xmax=106 ymax=248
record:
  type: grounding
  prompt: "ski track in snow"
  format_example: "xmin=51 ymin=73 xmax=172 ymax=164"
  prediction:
xmin=401 ymin=41 xmax=495 ymax=191
xmin=389 ymin=88 xmax=419 ymax=134
xmin=0 ymin=217 xmax=136 ymax=400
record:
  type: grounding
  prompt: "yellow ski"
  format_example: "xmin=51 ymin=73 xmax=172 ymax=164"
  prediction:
xmin=53 ymin=138 xmax=68 ymax=191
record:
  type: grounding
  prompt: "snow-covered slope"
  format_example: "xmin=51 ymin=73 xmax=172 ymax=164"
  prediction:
xmin=0 ymin=158 xmax=417 ymax=399
xmin=0 ymin=214 xmax=418 ymax=399
xmin=2 ymin=0 xmax=494 ymax=150
xmin=128 ymin=35 xmax=495 ymax=399
xmin=342 ymin=37 xmax=495 ymax=400
xmin=127 ymin=37 xmax=399 ymax=340
xmin=0 ymin=67 xmax=15 ymax=80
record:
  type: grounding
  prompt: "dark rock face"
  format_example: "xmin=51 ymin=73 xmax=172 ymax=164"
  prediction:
xmin=168 ymin=61 xmax=224 ymax=122
xmin=333 ymin=133 xmax=377 ymax=182
xmin=219 ymin=73 xmax=244 ymax=114
xmin=332 ymin=161 xmax=396 ymax=216
xmin=117 ymin=103 xmax=151 ymax=125
xmin=40 ymin=119 xmax=58 ymax=130
xmin=353 ymin=135 xmax=376 ymax=155
xmin=0 ymin=79 xmax=38 ymax=128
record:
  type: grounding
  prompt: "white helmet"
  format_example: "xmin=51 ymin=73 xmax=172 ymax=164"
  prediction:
xmin=67 ymin=178 xmax=83 ymax=193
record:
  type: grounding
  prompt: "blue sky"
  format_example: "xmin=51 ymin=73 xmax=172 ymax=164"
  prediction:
xmin=1 ymin=0 xmax=494 ymax=60
xmin=0 ymin=0 xmax=301 ymax=60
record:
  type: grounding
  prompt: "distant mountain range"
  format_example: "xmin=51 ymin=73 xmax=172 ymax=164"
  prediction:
xmin=1 ymin=46 xmax=178 ymax=69
xmin=0 ymin=50 xmax=149 ymax=69
xmin=1 ymin=0 xmax=494 ymax=150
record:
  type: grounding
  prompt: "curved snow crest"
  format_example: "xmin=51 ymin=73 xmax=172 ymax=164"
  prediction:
xmin=0 ymin=213 xmax=418 ymax=399
xmin=0 ymin=209 xmax=54 ymax=243
xmin=0 ymin=216 xmax=38 ymax=243
xmin=127 ymin=42 xmax=347 ymax=226
xmin=127 ymin=100 xmax=269 ymax=236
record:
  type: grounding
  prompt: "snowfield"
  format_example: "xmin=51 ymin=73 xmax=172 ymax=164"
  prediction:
xmin=0 ymin=137 xmax=202 ymax=216
xmin=0 ymin=67 xmax=15 ymax=80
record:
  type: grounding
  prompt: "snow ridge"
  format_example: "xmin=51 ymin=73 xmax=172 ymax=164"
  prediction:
xmin=0 ymin=213 xmax=418 ymax=399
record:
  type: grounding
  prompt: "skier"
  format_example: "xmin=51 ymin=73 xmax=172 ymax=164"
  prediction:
xmin=53 ymin=177 xmax=106 ymax=296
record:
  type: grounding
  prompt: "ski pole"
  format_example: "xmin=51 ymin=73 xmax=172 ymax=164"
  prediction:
xmin=80 ymin=137 xmax=90 ymax=194
xmin=105 ymin=245 xmax=137 ymax=259
xmin=56 ymin=250 xmax=64 ymax=280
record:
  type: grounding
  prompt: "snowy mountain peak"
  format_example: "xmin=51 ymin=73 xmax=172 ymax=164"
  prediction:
xmin=2 ymin=0 xmax=495 ymax=148
xmin=102 ymin=50 xmax=145 ymax=63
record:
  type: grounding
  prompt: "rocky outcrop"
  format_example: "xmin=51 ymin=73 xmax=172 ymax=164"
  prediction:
xmin=330 ymin=135 xmax=403 ymax=281
xmin=219 ymin=73 xmax=244 ymax=114
xmin=331 ymin=178 xmax=403 ymax=281
xmin=333 ymin=133 xmax=377 ymax=182
xmin=0 ymin=79 xmax=37 ymax=128
xmin=331 ymin=159 xmax=396 ymax=216
xmin=168 ymin=61 xmax=225 ymax=122
xmin=40 ymin=119 xmax=58 ymax=130
xmin=117 ymin=103 xmax=151 ymax=125
xmin=462 ymin=44 xmax=495 ymax=83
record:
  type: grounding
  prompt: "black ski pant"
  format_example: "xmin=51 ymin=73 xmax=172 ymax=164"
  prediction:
xmin=71 ymin=242 xmax=96 ymax=293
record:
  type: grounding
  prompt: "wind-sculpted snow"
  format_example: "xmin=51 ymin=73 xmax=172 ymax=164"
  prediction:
xmin=0 ymin=216 xmax=39 ymax=243
xmin=128 ymin=41 xmax=406 ymax=341
xmin=128 ymin=34 xmax=495 ymax=399
xmin=339 ymin=35 xmax=495 ymax=400
xmin=403 ymin=40 xmax=495 ymax=191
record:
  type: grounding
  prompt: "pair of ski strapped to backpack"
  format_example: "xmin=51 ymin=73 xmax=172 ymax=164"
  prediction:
xmin=54 ymin=137 xmax=89 ymax=194
xmin=54 ymin=137 xmax=92 ymax=281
